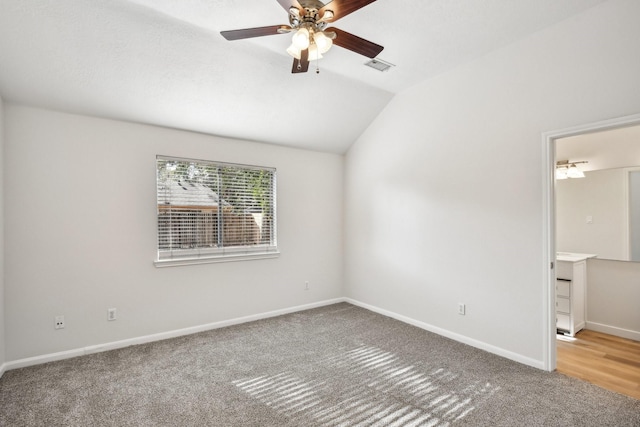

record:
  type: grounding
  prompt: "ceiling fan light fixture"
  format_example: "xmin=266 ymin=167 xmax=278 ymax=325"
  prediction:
xmin=314 ymin=31 xmax=333 ymax=54
xmin=292 ymin=27 xmax=310 ymax=49
xmin=308 ymin=44 xmax=323 ymax=60
xmin=221 ymin=0 xmax=384 ymax=74
xmin=286 ymin=43 xmax=302 ymax=59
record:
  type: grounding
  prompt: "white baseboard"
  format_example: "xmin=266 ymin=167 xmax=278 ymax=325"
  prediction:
xmin=4 ymin=348 xmax=85 ymax=372
xmin=4 ymin=298 xmax=346 ymax=372
xmin=586 ymin=321 xmax=640 ymax=341
xmin=3 ymin=297 xmax=545 ymax=374
xmin=344 ymin=298 xmax=545 ymax=370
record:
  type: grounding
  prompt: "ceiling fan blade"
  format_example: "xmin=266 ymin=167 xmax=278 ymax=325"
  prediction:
xmin=221 ymin=25 xmax=290 ymax=41
xmin=276 ymin=0 xmax=303 ymax=13
xmin=292 ymin=49 xmax=309 ymax=73
xmin=330 ymin=27 xmax=383 ymax=58
xmin=319 ymin=0 xmax=377 ymax=21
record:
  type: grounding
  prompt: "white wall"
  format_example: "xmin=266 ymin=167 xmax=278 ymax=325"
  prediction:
xmin=556 ymin=168 xmax=627 ymax=260
xmin=0 ymin=96 xmax=5 ymax=374
xmin=587 ymin=259 xmax=640 ymax=340
xmin=4 ymin=105 xmax=344 ymax=361
xmin=344 ymin=0 xmax=640 ymax=366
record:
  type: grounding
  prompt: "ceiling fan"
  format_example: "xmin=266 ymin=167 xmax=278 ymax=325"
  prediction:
xmin=221 ymin=0 xmax=384 ymax=74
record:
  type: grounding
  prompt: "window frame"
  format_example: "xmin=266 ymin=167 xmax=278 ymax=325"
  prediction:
xmin=154 ymin=155 xmax=279 ymax=267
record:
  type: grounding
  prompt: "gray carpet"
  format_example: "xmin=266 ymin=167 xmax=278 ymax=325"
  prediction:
xmin=0 ymin=303 xmax=638 ymax=426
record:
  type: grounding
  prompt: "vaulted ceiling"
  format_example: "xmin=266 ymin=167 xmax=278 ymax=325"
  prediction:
xmin=0 ymin=0 xmax=606 ymax=153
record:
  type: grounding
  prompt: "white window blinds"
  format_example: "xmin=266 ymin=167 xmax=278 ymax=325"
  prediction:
xmin=156 ymin=156 xmax=277 ymax=265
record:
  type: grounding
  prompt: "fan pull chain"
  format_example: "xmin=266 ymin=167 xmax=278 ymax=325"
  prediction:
xmin=315 ymin=48 xmax=320 ymax=74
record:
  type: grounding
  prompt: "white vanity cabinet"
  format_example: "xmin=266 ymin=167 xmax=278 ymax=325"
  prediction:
xmin=555 ymin=253 xmax=594 ymax=336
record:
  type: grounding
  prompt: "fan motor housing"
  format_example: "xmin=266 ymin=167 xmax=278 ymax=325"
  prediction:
xmin=298 ymin=0 xmax=326 ymax=9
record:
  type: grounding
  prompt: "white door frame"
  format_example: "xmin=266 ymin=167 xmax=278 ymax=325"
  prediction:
xmin=541 ymin=113 xmax=640 ymax=371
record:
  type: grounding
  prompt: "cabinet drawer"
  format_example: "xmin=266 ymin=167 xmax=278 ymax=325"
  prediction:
xmin=557 ymin=313 xmax=570 ymax=331
xmin=556 ymin=280 xmax=571 ymax=297
xmin=556 ymin=297 xmax=571 ymax=313
xmin=556 ymin=261 xmax=572 ymax=280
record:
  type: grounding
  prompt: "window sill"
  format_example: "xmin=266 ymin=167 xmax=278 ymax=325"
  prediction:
xmin=154 ymin=251 xmax=280 ymax=268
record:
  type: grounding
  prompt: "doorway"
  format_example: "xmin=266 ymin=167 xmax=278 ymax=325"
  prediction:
xmin=543 ymin=113 xmax=640 ymax=374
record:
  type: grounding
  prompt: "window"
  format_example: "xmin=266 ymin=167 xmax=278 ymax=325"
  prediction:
xmin=155 ymin=156 xmax=277 ymax=266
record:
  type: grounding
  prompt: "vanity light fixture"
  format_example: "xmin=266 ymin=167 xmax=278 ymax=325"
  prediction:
xmin=556 ymin=160 xmax=587 ymax=179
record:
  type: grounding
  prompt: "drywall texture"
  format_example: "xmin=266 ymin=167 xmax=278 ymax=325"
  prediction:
xmin=4 ymin=105 xmax=344 ymax=360
xmin=344 ymin=0 xmax=640 ymax=365
xmin=556 ymin=168 xmax=627 ymax=260
xmin=0 ymin=97 xmax=5 ymax=370
xmin=587 ymin=259 xmax=640 ymax=338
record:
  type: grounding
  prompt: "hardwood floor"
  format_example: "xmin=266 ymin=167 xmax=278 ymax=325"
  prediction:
xmin=557 ymin=329 xmax=640 ymax=400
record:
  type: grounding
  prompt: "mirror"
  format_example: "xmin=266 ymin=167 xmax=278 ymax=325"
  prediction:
xmin=556 ymin=124 xmax=640 ymax=262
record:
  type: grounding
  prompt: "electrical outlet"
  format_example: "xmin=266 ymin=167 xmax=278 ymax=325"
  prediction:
xmin=305 ymin=281 xmax=309 ymax=291
xmin=458 ymin=303 xmax=466 ymax=315
xmin=54 ymin=315 xmax=65 ymax=330
xmin=107 ymin=308 xmax=117 ymax=321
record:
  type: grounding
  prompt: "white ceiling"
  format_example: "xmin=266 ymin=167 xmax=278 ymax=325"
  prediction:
xmin=0 ymin=0 xmax=606 ymax=153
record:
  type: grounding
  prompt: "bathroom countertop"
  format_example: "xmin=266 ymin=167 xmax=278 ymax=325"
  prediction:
xmin=556 ymin=252 xmax=597 ymax=262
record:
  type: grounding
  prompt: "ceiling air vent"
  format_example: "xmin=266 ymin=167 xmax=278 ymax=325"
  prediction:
xmin=364 ymin=58 xmax=395 ymax=72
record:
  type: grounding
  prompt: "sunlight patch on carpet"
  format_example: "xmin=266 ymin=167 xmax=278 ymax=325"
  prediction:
xmin=234 ymin=345 xmax=500 ymax=426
